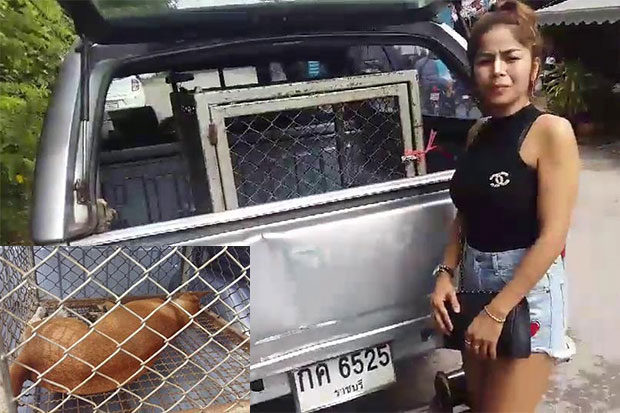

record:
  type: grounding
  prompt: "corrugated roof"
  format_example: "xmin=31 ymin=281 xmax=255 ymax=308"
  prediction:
xmin=536 ymin=0 xmax=620 ymax=25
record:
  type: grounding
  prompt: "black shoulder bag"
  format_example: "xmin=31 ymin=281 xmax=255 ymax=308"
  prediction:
xmin=442 ymin=240 xmax=532 ymax=358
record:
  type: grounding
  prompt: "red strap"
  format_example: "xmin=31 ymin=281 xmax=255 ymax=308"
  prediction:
xmin=403 ymin=129 xmax=440 ymax=161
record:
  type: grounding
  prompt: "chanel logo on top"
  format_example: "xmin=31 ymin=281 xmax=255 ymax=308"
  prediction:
xmin=489 ymin=171 xmax=511 ymax=188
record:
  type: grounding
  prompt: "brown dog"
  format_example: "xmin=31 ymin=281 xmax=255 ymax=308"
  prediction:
xmin=9 ymin=292 xmax=204 ymax=397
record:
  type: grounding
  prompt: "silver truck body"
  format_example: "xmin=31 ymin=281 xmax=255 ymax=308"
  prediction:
xmin=32 ymin=1 xmax=475 ymax=406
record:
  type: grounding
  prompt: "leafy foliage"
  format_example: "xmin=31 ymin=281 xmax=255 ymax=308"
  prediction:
xmin=543 ymin=59 xmax=599 ymax=119
xmin=0 ymin=0 xmax=75 ymax=244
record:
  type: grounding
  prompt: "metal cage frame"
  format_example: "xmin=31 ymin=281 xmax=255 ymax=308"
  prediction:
xmin=210 ymin=84 xmax=416 ymax=209
xmin=193 ymin=70 xmax=426 ymax=212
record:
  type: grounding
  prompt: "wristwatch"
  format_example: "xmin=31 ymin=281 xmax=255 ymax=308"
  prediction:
xmin=433 ymin=264 xmax=455 ymax=279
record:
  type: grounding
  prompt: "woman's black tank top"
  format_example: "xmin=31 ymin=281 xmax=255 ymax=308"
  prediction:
xmin=449 ymin=103 xmax=543 ymax=252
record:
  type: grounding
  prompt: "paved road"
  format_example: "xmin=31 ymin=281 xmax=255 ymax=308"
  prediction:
xmin=541 ymin=141 xmax=620 ymax=412
xmin=254 ymin=141 xmax=620 ymax=412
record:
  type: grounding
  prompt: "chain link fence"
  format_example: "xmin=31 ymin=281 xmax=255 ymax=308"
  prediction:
xmin=0 ymin=246 xmax=249 ymax=413
xmin=224 ymin=96 xmax=407 ymax=207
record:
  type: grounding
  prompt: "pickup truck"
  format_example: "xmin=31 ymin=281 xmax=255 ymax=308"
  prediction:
xmin=31 ymin=0 xmax=480 ymax=411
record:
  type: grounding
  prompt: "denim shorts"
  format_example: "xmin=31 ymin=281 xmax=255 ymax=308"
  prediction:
xmin=460 ymin=242 xmax=576 ymax=362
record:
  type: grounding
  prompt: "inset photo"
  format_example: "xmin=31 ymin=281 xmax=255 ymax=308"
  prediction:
xmin=0 ymin=246 xmax=249 ymax=413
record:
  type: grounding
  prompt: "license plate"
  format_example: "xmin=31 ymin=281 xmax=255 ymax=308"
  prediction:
xmin=430 ymin=92 xmax=440 ymax=101
xmin=105 ymin=101 xmax=120 ymax=111
xmin=292 ymin=343 xmax=396 ymax=412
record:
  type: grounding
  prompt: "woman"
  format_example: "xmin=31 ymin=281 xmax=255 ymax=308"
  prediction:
xmin=430 ymin=1 xmax=580 ymax=411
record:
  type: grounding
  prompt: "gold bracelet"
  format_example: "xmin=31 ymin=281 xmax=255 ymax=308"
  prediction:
xmin=483 ymin=305 xmax=506 ymax=323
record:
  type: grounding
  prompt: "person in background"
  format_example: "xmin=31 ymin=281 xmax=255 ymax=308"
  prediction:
xmin=414 ymin=50 xmax=454 ymax=114
xmin=433 ymin=2 xmax=458 ymax=28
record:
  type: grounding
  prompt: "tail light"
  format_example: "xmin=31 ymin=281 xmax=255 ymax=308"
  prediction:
xmin=131 ymin=78 xmax=140 ymax=91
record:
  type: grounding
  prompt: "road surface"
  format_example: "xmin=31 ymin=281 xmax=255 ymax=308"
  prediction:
xmin=542 ymin=141 xmax=620 ymax=412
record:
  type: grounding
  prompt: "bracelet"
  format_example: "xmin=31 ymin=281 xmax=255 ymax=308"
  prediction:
xmin=434 ymin=264 xmax=455 ymax=279
xmin=483 ymin=305 xmax=506 ymax=323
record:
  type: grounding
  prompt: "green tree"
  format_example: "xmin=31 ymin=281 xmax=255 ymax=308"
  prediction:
xmin=0 ymin=0 xmax=75 ymax=244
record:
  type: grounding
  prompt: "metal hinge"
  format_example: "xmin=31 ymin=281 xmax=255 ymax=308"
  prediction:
xmin=208 ymin=123 xmax=218 ymax=146
xmin=74 ymin=179 xmax=90 ymax=204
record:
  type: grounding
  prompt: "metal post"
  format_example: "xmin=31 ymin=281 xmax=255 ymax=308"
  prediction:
xmin=0 ymin=339 xmax=18 ymax=413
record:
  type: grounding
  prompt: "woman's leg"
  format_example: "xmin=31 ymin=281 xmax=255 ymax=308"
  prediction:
xmin=462 ymin=352 xmax=488 ymax=411
xmin=481 ymin=354 xmax=553 ymax=412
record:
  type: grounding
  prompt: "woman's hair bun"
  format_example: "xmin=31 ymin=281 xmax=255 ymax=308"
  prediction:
xmin=489 ymin=0 xmax=519 ymax=13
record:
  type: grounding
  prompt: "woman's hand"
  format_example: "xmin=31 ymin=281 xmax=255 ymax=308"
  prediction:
xmin=430 ymin=273 xmax=460 ymax=335
xmin=464 ymin=311 xmax=504 ymax=360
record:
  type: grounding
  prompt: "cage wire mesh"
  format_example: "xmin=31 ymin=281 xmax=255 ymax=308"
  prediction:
xmin=0 ymin=246 xmax=250 ymax=413
xmin=224 ymin=96 xmax=406 ymax=207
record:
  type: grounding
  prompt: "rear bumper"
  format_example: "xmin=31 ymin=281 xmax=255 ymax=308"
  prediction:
xmin=250 ymin=316 xmax=441 ymax=404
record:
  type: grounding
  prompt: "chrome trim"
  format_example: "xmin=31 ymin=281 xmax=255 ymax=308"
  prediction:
xmin=72 ymin=170 xmax=453 ymax=245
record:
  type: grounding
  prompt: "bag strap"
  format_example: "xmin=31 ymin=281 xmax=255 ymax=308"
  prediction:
xmin=465 ymin=116 xmax=490 ymax=149
xmin=516 ymin=109 xmax=545 ymax=151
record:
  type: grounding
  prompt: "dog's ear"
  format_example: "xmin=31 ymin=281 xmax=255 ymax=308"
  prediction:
xmin=172 ymin=292 xmax=207 ymax=317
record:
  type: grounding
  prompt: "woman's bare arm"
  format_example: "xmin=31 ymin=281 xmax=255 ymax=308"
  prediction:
xmin=441 ymin=211 xmax=465 ymax=270
xmin=488 ymin=115 xmax=580 ymax=318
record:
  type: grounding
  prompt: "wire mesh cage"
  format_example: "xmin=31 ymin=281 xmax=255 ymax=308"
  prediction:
xmin=208 ymin=82 xmax=416 ymax=210
xmin=225 ymin=98 xmax=406 ymax=207
xmin=0 ymin=246 xmax=250 ymax=413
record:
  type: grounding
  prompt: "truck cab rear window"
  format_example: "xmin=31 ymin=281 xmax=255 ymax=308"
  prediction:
xmin=96 ymin=44 xmax=479 ymax=232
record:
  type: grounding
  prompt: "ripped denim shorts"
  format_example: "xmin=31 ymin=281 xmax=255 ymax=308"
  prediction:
xmin=460 ymin=242 xmax=576 ymax=362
